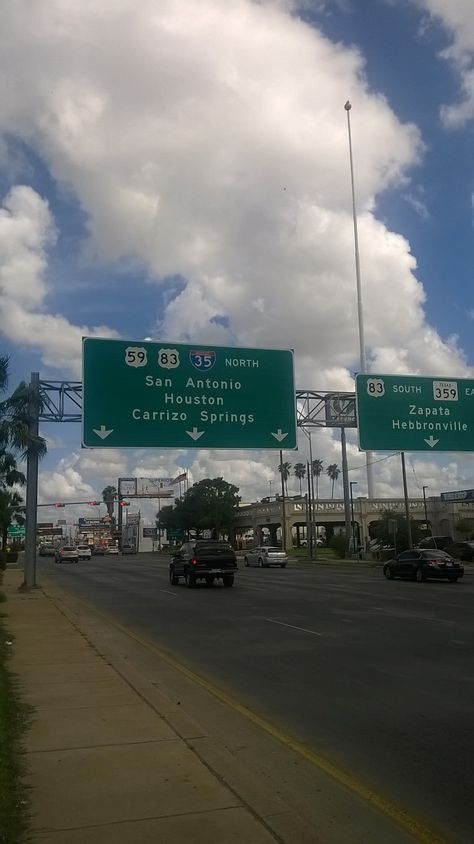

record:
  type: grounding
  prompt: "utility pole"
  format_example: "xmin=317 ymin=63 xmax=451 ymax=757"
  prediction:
xmin=401 ymin=453 xmax=413 ymax=548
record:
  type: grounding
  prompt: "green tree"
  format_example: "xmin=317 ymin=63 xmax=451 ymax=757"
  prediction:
xmin=102 ymin=485 xmax=117 ymax=521
xmin=326 ymin=463 xmax=340 ymax=498
xmin=159 ymin=478 xmax=241 ymax=538
xmin=293 ymin=462 xmax=306 ymax=495
xmin=0 ymin=489 xmax=25 ymax=550
xmin=369 ymin=510 xmax=424 ymax=553
xmin=0 ymin=357 xmax=47 ymax=499
xmin=311 ymin=459 xmax=324 ymax=499
xmin=0 ymin=355 xmax=47 ymax=462
xmin=278 ymin=461 xmax=292 ymax=496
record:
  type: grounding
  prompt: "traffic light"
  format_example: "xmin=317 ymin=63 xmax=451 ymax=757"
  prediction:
xmin=120 ymin=501 xmax=130 ymax=507
xmin=89 ymin=501 xmax=101 ymax=506
xmin=54 ymin=503 xmax=66 ymax=508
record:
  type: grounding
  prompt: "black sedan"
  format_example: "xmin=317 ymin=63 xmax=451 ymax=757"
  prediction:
xmin=383 ymin=549 xmax=464 ymax=583
xmin=445 ymin=540 xmax=474 ymax=562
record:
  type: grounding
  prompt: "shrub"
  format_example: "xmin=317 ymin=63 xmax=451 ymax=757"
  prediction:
xmin=328 ymin=534 xmax=347 ymax=559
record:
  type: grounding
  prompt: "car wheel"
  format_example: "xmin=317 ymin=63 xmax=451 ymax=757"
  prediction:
xmin=169 ymin=567 xmax=179 ymax=586
xmin=448 ymin=576 xmax=459 ymax=583
xmin=280 ymin=564 xmax=287 ymax=568
xmin=185 ymin=571 xmax=195 ymax=588
xmin=384 ymin=566 xmax=393 ymax=580
xmin=223 ymin=575 xmax=234 ymax=588
xmin=244 ymin=556 xmax=249 ymax=566
xmin=415 ymin=568 xmax=425 ymax=583
xmin=205 ymin=576 xmax=214 ymax=587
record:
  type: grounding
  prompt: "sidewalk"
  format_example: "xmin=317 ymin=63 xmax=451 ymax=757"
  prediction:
xmin=3 ymin=566 xmax=426 ymax=844
xmin=4 ymin=568 xmax=277 ymax=844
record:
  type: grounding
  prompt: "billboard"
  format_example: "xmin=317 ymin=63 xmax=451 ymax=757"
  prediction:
xmin=143 ymin=527 xmax=158 ymax=538
xmin=136 ymin=477 xmax=174 ymax=497
xmin=127 ymin=513 xmax=140 ymax=525
xmin=440 ymin=489 xmax=474 ymax=502
xmin=118 ymin=477 xmax=174 ymax=497
xmin=119 ymin=477 xmax=137 ymax=496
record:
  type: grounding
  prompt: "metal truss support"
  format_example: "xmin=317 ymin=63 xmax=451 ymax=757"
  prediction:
xmin=38 ymin=380 xmax=82 ymax=422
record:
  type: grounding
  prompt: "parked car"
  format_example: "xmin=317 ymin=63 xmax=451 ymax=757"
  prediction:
xmin=445 ymin=541 xmax=474 ymax=562
xmin=300 ymin=538 xmax=323 ymax=548
xmin=169 ymin=540 xmax=237 ymax=588
xmin=244 ymin=546 xmax=288 ymax=567
xmin=383 ymin=549 xmax=464 ymax=583
xmin=105 ymin=545 xmax=119 ymax=555
xmin=417 ymin=535 xmax=453 ymax=551
xmin=54 ymin=545 xmax=79 ymax=564
xmin=77 ymin=544 xmax=92 ymax=561
xmin=92 ymin=545 xmax=106 ymax=555
xmin=39 ymin=544 xmax=56 ymax=557
xmin=121 ymin=543 xmax=136 ymax=554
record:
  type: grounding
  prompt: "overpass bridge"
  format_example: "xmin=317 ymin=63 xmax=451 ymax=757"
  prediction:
xmin=231 ymin=496 xmax=474 ymax=547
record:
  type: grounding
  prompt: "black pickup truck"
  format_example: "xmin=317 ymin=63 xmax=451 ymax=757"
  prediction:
xmin=169 ymin=540 xmax=237 ymax=588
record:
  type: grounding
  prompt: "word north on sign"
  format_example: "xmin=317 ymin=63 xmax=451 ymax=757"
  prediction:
xmin=356 ymin=373 xmax=474 ymax=452
xmin=82 ymin=339 xmax=296 ymax=449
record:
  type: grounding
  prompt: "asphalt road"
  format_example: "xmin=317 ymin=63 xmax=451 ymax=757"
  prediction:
xmin=40 ymin=555 xmax=474 ymax=843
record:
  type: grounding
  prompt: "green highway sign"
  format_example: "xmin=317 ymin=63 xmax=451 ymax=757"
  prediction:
xmin=356 ymin=373 xmax=474 ymax=452
xmin=82 ymin=339 xmax=296 ymax=450
xmin=7 ymin=525 xmax=25 ymax=537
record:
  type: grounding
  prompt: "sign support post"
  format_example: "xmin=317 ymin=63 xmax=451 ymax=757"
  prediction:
xmin=24 ymin=372 xmax=40 ymax=589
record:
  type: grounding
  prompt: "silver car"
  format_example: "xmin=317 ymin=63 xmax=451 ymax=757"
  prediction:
xmin=244 ymin=546 xmax=288 ymax=568
xmin=54 ymin=545 xmax=79 ymax=564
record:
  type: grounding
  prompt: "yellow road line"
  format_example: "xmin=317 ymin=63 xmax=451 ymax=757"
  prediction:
xmin=50 ymin=586 xmax=446 ymax=844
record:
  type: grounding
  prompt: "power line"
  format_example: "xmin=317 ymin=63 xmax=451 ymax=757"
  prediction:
xmin=348 ymin=452 xmax=400 ymax=473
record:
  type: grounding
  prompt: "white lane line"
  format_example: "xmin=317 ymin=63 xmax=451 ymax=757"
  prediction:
xmin=159 ymin=589 xmax=179 ymax=598
xmin=263 ymin=618 xmax=323 ymax=637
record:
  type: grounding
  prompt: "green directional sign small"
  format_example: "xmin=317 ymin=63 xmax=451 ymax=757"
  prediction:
xmin=356 ymin=373 xmax=474 ymax=452
xmin=82 ymin=339 xmax=296 ymax=450
xmin=7 ymin=524 xmax=25 ymax=537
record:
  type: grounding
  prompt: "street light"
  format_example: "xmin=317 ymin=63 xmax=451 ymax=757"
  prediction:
xmin=344 ymin=101 xmax=375 ymax=499
xmin=350 ymin=481 xmax=357 ymax=555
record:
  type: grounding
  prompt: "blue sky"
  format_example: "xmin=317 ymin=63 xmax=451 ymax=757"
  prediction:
xmin=0 ymin=0 xmax=473 ymax=519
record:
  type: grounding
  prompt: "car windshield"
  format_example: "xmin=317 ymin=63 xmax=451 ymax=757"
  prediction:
xmin=62 ymin=546 xmax=76 ymax=551
xmin=266 ymin=547 xmax=283 ymax=552
xmin=420 ymin=550 xmax=451 ymax=559
xmin=78 ymin=546 xmax=89 ymax=550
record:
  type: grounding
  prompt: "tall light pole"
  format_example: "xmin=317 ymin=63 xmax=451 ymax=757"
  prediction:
xmin=344 ymin=101 xmax=375 ymax=499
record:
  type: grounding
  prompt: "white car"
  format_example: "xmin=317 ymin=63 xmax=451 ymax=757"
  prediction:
xmin=54 ymin=545 xmax=79 ymax=564
xmin=244 ymin=546 xmax=288 ymax=568
xmin=77 ymin=544 xmax=92 ymax=561
xmin=105 ymin=546 xmax=119 ymax=555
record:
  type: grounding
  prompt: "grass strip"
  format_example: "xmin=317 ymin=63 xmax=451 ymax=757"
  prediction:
xmin=0 ymin=576 xmax=31 ymax=844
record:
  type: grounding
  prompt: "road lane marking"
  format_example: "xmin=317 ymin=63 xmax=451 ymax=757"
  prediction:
xmin=43 ymin=582 xmax=448 ymax=844
xmin=159 ymin=589 xmax=179 ymax=598
xmin=263 ymin=618 xmax=323 ymax=637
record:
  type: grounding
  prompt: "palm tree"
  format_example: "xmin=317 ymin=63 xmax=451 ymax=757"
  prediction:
xmin=326 ymin=463 xmax=340 ymax=499
xmin=311 ymin=459 xmax=324 ymax=499
xmin=0 ymin=489 xmax=25 ymax=550
xmin=102 ymin=485 xmax=117 ymax=521
xmin=293 ymin=463 xmax=306 ymax=496
xmin=278 ymin=461 xmax=292 ymax=496
xmin=0 ymin=355 xmax=47 ymax=462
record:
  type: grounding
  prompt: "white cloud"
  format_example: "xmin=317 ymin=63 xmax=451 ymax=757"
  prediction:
xmin=0 ymin=185 xmax=119 ymax=377
xmin=414 ymin=0 xmax=474 ymax=127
